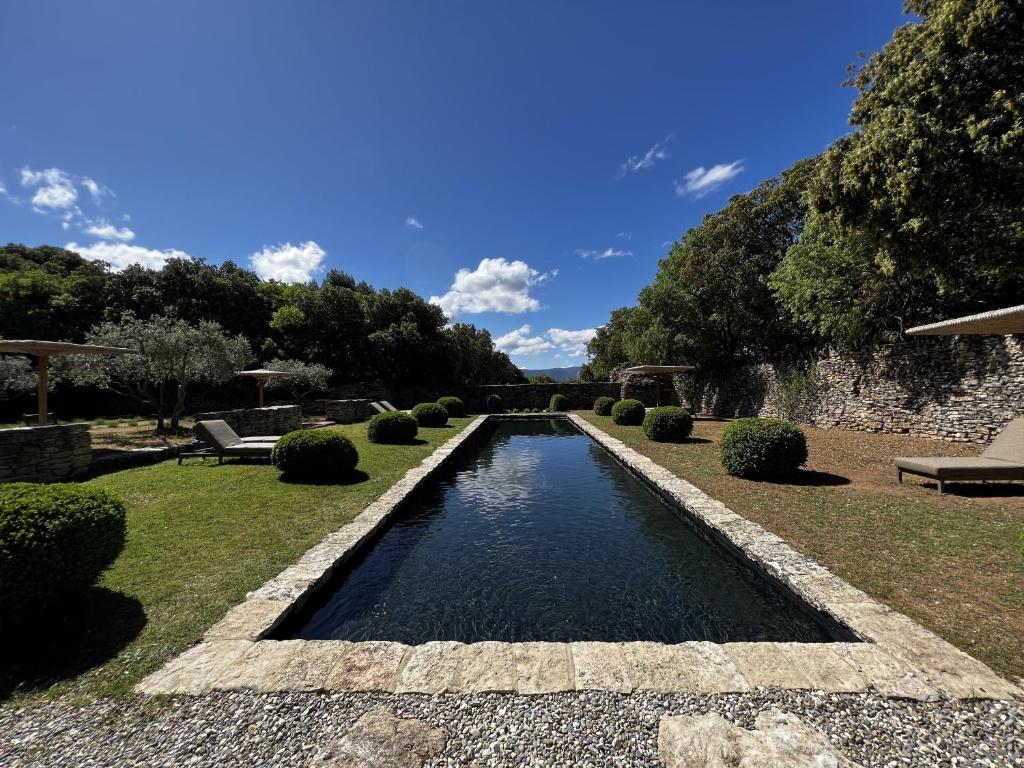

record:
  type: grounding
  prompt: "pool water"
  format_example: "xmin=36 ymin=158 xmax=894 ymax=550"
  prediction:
xmin=283 ymin=420 xmax=845 ymax=644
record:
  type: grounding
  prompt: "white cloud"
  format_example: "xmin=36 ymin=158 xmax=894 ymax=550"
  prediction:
xmin=66 ymin=241 xmax=191 ymax=271
xmin=619 ymin=137 xmax=671 ymax=177
xmin=661 ymin=240 xmax=674 ymax=248
xmin=80 ymin=177 xmax=111 ymax=202
xmin=616 ymin=231 xmax=631 ymax=240
xmin=249 ymin=240 xmax=326 ymax=283
xmin=21 ymin=167 xmax=78 ymax=209
xmin=547 ymin=327 xmax=597 ymax=357
xmin=430 ymin=257 xmax=553 ymax=318
xmin=576 ymin=247 xmax=632 ymax=261
xmin=84 ymin=219 xmax=135 ymax=242
xmin=405 ymin=216 xmax=423 ymax=229
xmin=494 ymin=325 xmax=555 ymax=356
xmin=675 ymin=160 xmax=744 ymax=198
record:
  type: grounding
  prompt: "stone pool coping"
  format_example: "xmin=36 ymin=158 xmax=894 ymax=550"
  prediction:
xmin=137 ymin=414 xmax=1022 ymax=701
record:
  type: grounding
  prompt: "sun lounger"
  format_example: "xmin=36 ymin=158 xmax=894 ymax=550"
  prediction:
xmin=369 ymin=402 xmax=388 ymax=414
xmin=895 ymin=417 xmax=1024 ymax=494
xmin=180 ymin=419 xmax=279 ymax=464
xmin=380 ymin=401 xmax=400 ymax=412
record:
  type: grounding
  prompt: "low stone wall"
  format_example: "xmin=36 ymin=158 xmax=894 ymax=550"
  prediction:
xmin=325 ymin=399 xmax=371 ymax=423
xmin=612 ymin=372 xmax=685 ymax=407
xmin=460 ymin=382 xmax=620 ymax=411
xmin=0 ymin=423 xmax=91 ymax=483
xmin=726 ymin=335 xmax=1024 ymax=444
xmin=191 ymin=405 xmax=302 ymax=437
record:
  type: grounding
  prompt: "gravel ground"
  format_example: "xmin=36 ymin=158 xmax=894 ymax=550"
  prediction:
xmin=1 ymin=690 xmax=1022 ymax=767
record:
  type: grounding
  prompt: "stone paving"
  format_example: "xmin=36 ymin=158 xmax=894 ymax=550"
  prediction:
xmin=137 ymin=415 xmax=1022 ymax=703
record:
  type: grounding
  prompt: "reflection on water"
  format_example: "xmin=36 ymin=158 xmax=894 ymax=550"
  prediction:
xmin=289 ymin=420 xmax=838 ymax=643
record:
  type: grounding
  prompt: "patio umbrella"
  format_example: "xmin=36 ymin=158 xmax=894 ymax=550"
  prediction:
xmin=906 ymin=304 xmax=1024 ymax=336
xmin=235 ymin=369 xmax=292 ymax=407
xmin=620 ymin=365 xmax=695 ymax=407
xmin=0 ymin=340 xmax=135 ymax=425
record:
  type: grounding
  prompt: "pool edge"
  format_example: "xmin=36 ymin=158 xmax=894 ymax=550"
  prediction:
xmin=136 ymin=414 xmax=1022 ymax=702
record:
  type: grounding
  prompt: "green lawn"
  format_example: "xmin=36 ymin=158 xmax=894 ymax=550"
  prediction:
xmin=1 ymin=418 xmax=473 ymax=705
xmin=579 ymin=413 xmax=1024 ymax=681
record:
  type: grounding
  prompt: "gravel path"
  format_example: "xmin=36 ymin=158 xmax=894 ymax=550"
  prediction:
xmin=2 ymin=690 xmax=1022 ymax=767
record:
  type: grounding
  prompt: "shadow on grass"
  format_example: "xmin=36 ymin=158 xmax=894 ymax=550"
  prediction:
xmin=278 ymin=469 xmax=371 ymax=486
xmin=787 ymin=469 xmax=851 ymax=487
xmin=922 ymin=481 xmax=1024 ymax=498
xmin=0 ymin=587 xmax=146 ymax=701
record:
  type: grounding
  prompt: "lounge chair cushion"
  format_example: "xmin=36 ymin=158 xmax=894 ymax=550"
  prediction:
xmin=369 ymin=402 xmax=388 ymax=414
xmin=380 ymin=401 xmax=400 ymax=412
xmin=223 ymin=442 xmax=277 ymax=456
xmin=981 ymin=417 xmax=1024 ymax=463
xmin=239 ymin=435 xmax=281 ymax=443
xmin=195 ymin=420 xmax=244 ymax=450
xmin=896 ymin=456 xmax=1024 ymax=480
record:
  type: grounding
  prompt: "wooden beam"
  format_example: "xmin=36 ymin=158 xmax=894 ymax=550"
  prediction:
xmin=37 ymin=354 xmax=48 ymax=426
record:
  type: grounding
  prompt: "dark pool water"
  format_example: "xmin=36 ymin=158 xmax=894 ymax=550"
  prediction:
xmin=284 ymin=420 xmax=842 ymax=644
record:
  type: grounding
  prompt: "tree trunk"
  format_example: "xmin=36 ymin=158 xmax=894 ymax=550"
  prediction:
xmin=156 ymin=379 xmax=166 ymax=431
xmin=171 ymin=383 xmax=187 ymax=431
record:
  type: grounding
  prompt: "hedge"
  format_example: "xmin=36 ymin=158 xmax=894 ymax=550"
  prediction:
xmin=367 ymin=411 xmax=419 ymax=444
xmin=549 ymin=393 xmax=569 ymax=411
xmin=437 ymin=396 xmax=466 ymax=417
xmin=271 ymin=429 xmax=359 ymax=479
xmin=719 ymin=417 xmax=808 ymax=479
xmin=611 ymin=398 xmax=645 ymax=426
xmin=593 ymin=396 xmax=616 ymax=416
xmin=0 ymin=482 xmax=127 ymax=617
xmin=642 ymin=406 xmax=693 ymax=442
xmin=412 ymin=402 xmax=449 ymax=427
xmin=486 ymin=394 xmax=504 ymax=413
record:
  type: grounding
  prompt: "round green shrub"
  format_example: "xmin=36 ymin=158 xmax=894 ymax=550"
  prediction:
xmin=272 ymin=429 xmax=358 ymax=479
xmin=719 ymin=417 xmax=808 ymax=479
xmin=549 ymin=393 xmax=569 ymax=411
xmin=412 ymin=402 xmax=449 ymax=427
xmin=593 ymin=396 xmax=616 ymax=416
xmin=486 ymin=394 xmax=504 ymax=413
xmin=367 ymin=411 xmax=419 ymax=444
xmin=642 ymin=406 xmax=694 ymax=443
xmin=611 ymin=398 xmax=645 ymax=426
xmin=0 ymin=482 xmax=127 ymax=617
xmin=437 ymin=396 xmax=466 ymax=417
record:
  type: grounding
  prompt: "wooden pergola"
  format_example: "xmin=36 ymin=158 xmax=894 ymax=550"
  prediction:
xmin=906 ymin=304 xmax=1024 ymax=336
xmin=235 ymin=369 xmax=292 ymax=408
xmin=621 ymin=364 xmax=695 ymax=407
xmin=0 ymin=340 xmax=135 ymax=425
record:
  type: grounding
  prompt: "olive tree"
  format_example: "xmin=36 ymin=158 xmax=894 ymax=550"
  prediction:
xmin=262 ymin=358 xmax=332 ymax=401
xmin=0 ymin=356 xmax=39 ymax=402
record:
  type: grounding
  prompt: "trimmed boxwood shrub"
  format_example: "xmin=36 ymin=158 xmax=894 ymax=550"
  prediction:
xmin=437 ymin=396 xmax=466 ymax=417
xmin=593 ymin=396 xmax=616 ymax=416
xmin=486 ymin=394 xmax=504 ymax=413
xmin=412 ymin=402 xmax=449 ymax=427
xmin=0 ymin=482 xmax=127 ymax=617
xmin=643 ymin=406 xmax=693 ymax=443
xmin=367 ymin=411 xmax=418 ymax=444
xmin=272 ymin=429 xmax=358 ymax=479
xmin=611 ymin=398 xmax=645 ymax=426
xmin=549 ymin=393 xmax=569 ymax=411
xmin=719 ymin=417 xmax=808 ymax=479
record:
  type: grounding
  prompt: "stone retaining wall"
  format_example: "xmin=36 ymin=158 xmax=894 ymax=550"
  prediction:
xmin=191 ymin=405 xmax=302 ymax=437
xmin=734 ymin=335 xmax=1024 ymax=444
xmin=460 ymin=382 xmax=620 ymax=411
xmin=0 ymin=423 xmax=91 ymax=482
xmin=324 ymin=399 xmax=371 ymax=423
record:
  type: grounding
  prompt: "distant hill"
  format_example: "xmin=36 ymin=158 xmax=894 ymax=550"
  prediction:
xmin=522 ymin=366 xmax=581 ymax=382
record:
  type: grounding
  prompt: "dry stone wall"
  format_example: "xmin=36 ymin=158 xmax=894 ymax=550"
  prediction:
xmin=191 ymin=405 xmax=302 ymax=437
xmin=324 ymin=399 xmax=371 ymax=423
xmin=461 ymin=382 xmax=620 ymax=411
xmin=0 ymin=423 xmax=91 ymax=482
xmin=746 ymin=335 xmax=1024 ymax=444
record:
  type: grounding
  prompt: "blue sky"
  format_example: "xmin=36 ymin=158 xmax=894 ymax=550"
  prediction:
xmin=0 ymin=1 xmax=908 ymax=368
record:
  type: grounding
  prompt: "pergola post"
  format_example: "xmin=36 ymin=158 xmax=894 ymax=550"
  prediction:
xmin=258 ymin=378 xmax=266 ymax=408
xmin=37 ymin=354 xmax=48 ymax=426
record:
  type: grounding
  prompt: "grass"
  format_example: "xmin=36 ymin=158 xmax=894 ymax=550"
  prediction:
xmin=1 ymin=417 xmax=473 ymax=705
xmin=579 ymin=412 xmax=1024 ymax=681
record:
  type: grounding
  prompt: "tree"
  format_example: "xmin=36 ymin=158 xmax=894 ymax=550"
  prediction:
xmin=528 ymin=374 xmax=556 ymax=384
xmin=0 ymin=356 xmax=38 ymax=402
xmin=806 ymin=0 xmax=1024 ymax=332
xmin=67 ymin=315 xmax=252 ymax=430
xmin=263 ymin=358 xmax=332 ymax=400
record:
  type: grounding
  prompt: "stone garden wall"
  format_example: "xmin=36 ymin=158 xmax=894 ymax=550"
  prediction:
xmin=741 ymin=335 xmax=1024 ymax=444
xmin=461 ymin=382 xmax=620 ymax=411
xmin=324 ymin=399 xmax=372 ymax=423
xmin=0 ymin=423 xmax=91 ymax=482
xmin=191 ymin=405 xmax=302 ymax=437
